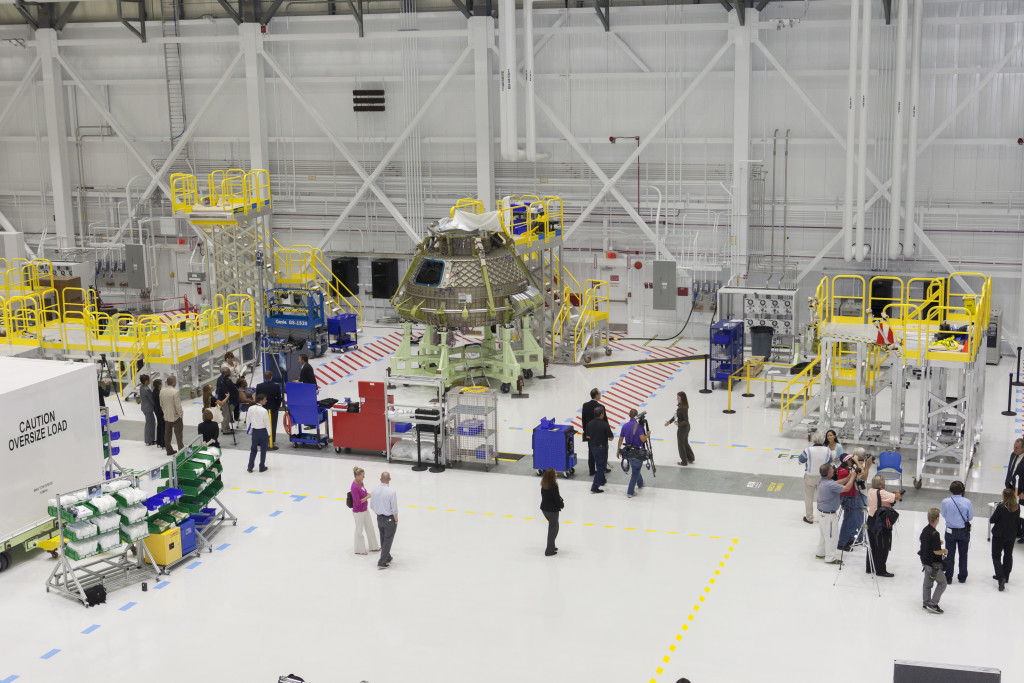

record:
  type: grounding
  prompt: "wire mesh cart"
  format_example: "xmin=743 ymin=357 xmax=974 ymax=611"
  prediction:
xmin=532 ymin=418 xmax=577 ymax=478
xmin=385 ymin=375 xmax=447 ymax=472
xmin=710 ymin=319 xmax=744 ymax=387
xmin=445 ymin=386 xmax=499 ymax=470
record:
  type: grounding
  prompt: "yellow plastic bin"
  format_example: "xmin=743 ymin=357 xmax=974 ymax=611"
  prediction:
xmin=143 ymin=527 xmax=182 ymax=566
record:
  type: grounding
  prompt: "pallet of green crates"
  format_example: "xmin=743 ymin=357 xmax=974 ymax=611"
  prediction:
xmin=148 ymin=513 xmax=176 ymax=535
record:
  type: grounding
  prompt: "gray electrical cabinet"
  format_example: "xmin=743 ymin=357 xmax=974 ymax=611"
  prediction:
xmin=124 ymin=244 xmax=148 ymax=289
xmin=987 ymin=309 xmax=1001 ymax=365
xmin=652 ymin=261 xmax=676 ymax=311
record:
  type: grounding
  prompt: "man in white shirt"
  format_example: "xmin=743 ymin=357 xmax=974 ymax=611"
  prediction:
xmin=245 ymin=394 xmax=271 ymax=473
xmin=369 ymin=472 xmax=398 ymax=569
xmin=798 ymin=432 xmax=832 ymax=524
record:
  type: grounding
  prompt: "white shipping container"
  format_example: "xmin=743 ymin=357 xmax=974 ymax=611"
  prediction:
xmin=0 ymin=358 xmax=104 ymax=545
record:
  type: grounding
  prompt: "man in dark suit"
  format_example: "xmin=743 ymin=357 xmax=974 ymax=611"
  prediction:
xmin=255 ymin=371 xmax=284 ymax=450
xmin=581 ymin=388 xmax=606 ymax=476
xmin=1007 ymin=438 xmax=1024 ymax=542
xmin=298 ymin=353 xmax=317 ymax=385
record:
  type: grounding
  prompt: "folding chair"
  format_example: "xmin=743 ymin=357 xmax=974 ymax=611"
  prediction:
xmin=875 ymin=451 xmax=903 ymax=490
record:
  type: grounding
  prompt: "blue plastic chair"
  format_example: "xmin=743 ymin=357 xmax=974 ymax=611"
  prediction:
xmin=876 ymin=450 xmax=903 ymax=489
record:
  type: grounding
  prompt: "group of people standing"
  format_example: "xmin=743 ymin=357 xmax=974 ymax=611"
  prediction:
xmin=580 ymin=388 xmax=695 ymax=499
xmin=801 ymin=429 xmax=1024 ymax=613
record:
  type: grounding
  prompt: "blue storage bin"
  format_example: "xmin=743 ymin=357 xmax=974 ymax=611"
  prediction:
xmin=458 ymin=419 xmax=485 ymax=436
xmin=178 ymin=519 xmax=197 ymax=555
xmin=539 ymin=417 xmax=555 ymax=430
xmin=394 ymin=422 xmax=413 ymax=433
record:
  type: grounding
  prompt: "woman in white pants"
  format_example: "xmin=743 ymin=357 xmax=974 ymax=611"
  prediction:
xmin=351 ymin=467 xmax=380 ymax=555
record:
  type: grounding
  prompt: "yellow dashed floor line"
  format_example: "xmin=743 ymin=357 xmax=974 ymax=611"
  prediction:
xmin=649 ymin=539 xmax=740 ymax=683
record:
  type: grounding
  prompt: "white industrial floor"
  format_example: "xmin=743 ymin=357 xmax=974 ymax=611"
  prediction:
xmin=1 ymin=325 xmax=1022 ymax=682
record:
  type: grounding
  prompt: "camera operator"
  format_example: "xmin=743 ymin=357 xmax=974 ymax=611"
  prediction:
xmin=836 ymin=450 xmax=873 ymax=551
xmin=816 ymin=463 xmax=858 ymax=564
xmin=616 ymin=408 xmax=649 ymax=498
xmin=866 ymin=475 xmax=903 ymax=577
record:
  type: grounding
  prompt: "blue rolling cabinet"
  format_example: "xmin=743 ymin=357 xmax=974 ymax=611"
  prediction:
xmin=532 ymin=418 xmax=577 ymax=478
xmin=710 ymin=319 xmax=744 ymax=385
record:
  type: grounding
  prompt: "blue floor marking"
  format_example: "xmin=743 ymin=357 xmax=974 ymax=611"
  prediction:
xmin=81 ymin=624 xmax=100 ymax=635
xmin=216 ymin=543 xmax=231 ymax=551
xmin=290 ymin=495 xmax=307 ymax=502
xmin=269 ymin=510 xmax=283 ymax=517
xmin=1 ymin=675 xmax=20 ymax=682
xmin=186 ymin=561 xmax=202 ymax=569
xmin=154 ymin=581 xmax=170 ymax=590
xmin=40 ymin=650 xmax=60 ymax=660
xmin=119 ymin=602 xmax=136 ymax=611
xmin=244 ymin=526 xmax=257 ymax=533
xmin=246 ymin=490 xmax=264 ymax=494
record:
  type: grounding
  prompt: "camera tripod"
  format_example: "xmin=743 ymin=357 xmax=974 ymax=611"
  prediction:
xmin=833 ymin=502 xmax=881 ymax=597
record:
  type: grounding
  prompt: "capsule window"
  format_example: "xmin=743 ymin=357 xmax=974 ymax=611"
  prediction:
xmin=414 ymin=259 xmax=445 ymax=286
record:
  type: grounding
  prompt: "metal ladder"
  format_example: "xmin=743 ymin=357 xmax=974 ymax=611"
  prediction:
xmin=161 ymin=0 xmax=188 ymax=157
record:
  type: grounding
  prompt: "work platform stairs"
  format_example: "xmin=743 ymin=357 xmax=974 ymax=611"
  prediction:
xmin=777 ymin=272 xmax=992 ymax=489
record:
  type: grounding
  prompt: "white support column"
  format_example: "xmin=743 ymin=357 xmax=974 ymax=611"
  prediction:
xmin=731 ymin=8 xmax=752 ymax=285
xmin=241 ymin=23 xmax=270 ymax=185
xmin=841 ymin=0 xmax=859 ymax=262
xmin=902 ymin=0 xmax=923 ymax=258
xmin=854 ymin=0 xmax=872 ymax=262
xmin=523 ymin=0 xmax=537 ymax=162
xmin=37 ymin=29 xmax=75 ymax=248
xmin=470 ymin=16 xmax=496 ymax=210
xmin=498 ymin=0 xmax=517 ymax=161
xmin=887 ymin=0 xmax=910 ymax=256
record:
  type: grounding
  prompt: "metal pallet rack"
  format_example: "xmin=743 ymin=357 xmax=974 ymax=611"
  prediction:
xmin=445 ymin=386 xmax=499 ymax=470
xmin=161 ymin=441 xmax=238 ymax=555
xmin=385 ymin=375 xmax=447 ymax=471
xmin=45 ymin=470 xmax=161 ymax=606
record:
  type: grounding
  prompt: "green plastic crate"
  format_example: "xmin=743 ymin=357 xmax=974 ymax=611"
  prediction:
xmin=119 ymin=528 xmax=150 ymax=544
xmin=63 ymin=524 xmax=98 ymax=543
xmin=178 ymin=495 xmax=206 ymax=514
xmin=203 ymin=479 xmax=224 ymax=501
xmin=64 ymin=546 xmax=98 ymax=561
xmin=147 ymin=513 xmax=176 ymax=535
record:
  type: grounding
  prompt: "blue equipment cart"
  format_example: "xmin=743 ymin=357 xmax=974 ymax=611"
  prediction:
xmin=710 ymin=319 xmax=744 ymax=385
xmin=328 ymin=313 xmax=359 ymax=352
xmin=265 ymin=288 xmax=329 ymax=358
xmin=532 ymin=418 xmax=577 ymax=478
xmin=284 ymin=382 xmax=331 ymax=449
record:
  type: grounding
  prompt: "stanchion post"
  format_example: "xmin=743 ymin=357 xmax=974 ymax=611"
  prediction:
xmin=1014 ymin=346 xmax=1023 ymax=387
xmin=742 ymin=362 xmax=754 ymax=398
xmin=699 ymin=355 xmax=712 ymax=394
xmin=723 ymin=373 xmax=736 ymax=414
xmin=1001 ymin=373 xmax=1017 ymax=416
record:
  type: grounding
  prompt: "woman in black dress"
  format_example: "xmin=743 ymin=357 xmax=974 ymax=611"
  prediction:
xmin=990 ymin=487 xmax=1021 ymax=591
xmin=152 ymin=378 xmax=166 ymax=448
xmin=198 ymin=409 xmax=221 ymax=448
xmin=539 ymin=469 xmax=564 ymax=557
xmin=665 ymin=391 xmax=695 ymax=466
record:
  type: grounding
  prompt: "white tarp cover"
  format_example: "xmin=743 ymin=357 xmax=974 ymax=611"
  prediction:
xmin=439 ymin=210 xmax=502 ymax=233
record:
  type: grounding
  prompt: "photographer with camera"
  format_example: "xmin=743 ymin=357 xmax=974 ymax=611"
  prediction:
xmin=865 ymin=475 xmax=903 ymax=577
xmin=940 ymin=480 xmax=973 ymax=584
xmin=816 ymin=463 xmax=858 ymax=564
xmin=836 ymin=450 xmax=873 ymax=551
xmin=616 ymin=408 xmax=650 ymax=498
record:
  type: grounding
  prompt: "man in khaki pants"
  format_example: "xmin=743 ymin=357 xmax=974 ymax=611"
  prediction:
xmin=798 ymin=432 xmax=832 ymax=524
xmin=160 ymin=376 xmax=185 ymax=455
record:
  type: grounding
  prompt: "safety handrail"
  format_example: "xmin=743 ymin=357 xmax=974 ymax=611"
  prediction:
xmin=450 ymin=198 xmax=484 ymax=218
xmin=778 ymin=358 xmax=821 ymax=432
xmin=170 ymin=173 xmax=199 ymax=212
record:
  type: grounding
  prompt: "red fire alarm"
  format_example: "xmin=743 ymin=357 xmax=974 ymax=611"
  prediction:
xmin=179 ymin=238 xmax=186 ymax=244
xmin=633 ymin=261 xmax=643 ymax=270
xmin=606 ymin=252 xmax=617 ymax=259
xmin=678 ymin=287 xmax=688 ymax=296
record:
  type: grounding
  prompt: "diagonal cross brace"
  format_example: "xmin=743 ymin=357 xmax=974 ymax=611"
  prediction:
xmin=0 ymin=57 xmax=40 ymax=134
xmin=262 ymin=50 xmax=426 ymax=244
xmin=563 ymin=38 xmax=734 ymax=245
xmin=314 ymin=45 xmax=473 ymax=250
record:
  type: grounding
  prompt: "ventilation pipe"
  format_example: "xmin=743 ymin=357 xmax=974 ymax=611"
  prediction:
xmin=854 ymin=0 xmax=872 ymax=262
xmin=887 ymin=0 xmax=910 ymax=257
xmin=902 ymin=0 xmax=923 ymax=257
xmin=498 ymin=0 xmax=518 ymax=161
xmin=523 ymin=0 xmax=537 ymax=162
xmin=842 ymin=0 xmax=860 ymax=262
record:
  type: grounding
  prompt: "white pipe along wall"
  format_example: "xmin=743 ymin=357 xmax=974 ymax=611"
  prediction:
xmin=523 ymin=0 xmax=537 ymax=162
xmin=499 ymin=0 xmax=518 ymax=161
xmin=842 ymin=0 xmax=860 ymax=262
xmin=854 ymin=0 xmax=872 ymax=262
xmin=887 ymin=0 xmax=910 ymax=256
xmin=903 ymin=0 xmax=923 ymax=258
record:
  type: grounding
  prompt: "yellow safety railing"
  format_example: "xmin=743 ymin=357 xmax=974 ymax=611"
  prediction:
xmin=830 ymin=274 xmax=866 ymax=323
xmin=570 ymin=279 xmax=610 ymax=362
xmin=171 ymin=168 xmax=271 ymax=216
xmin=867 ymin=275 xmax=905 ymax=321
xmin=721 ymin=359 xmax=802 ymax=414
xmin=272 ymin=241 xmax=362 ymax=326
xmin=779 ymin=359 xmax=821 ymax=432
xmin=450 ymin=198 xmax=484 ymax=217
